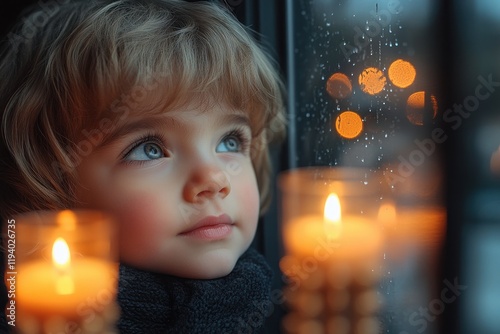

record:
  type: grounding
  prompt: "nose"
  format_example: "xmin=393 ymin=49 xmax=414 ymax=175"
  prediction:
xmin=183 ymin=165 xmax=231 ymax=203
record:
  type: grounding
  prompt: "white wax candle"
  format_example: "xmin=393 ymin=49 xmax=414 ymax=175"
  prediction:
xmin=284 ymin=214 xmax=383 ymax=262
xmin=16 ymin=258 xmax=117 ymax=321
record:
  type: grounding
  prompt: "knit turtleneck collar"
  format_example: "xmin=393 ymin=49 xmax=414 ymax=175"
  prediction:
xmin=117 ymin=247 xmax=273 ymax=334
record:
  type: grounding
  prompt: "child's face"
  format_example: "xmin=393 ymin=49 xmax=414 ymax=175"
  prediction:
xmin=74 ymin=98 xmax=260 ymax=279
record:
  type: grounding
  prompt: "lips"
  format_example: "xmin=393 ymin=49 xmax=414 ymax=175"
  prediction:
xmin=180 ymin=214 xmax=233 ymax=240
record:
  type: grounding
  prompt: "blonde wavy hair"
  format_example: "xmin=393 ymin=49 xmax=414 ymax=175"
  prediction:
xmin=0 ymin=0 xmax=286 ymax=219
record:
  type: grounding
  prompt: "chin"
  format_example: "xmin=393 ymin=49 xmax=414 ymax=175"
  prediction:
xmin=124 ymin=248 xmax=245 ymax=279
xmin=195 ymin=256 xmax=238 ymax=279
xmin=123 ymin=256 xmax=237 ymax=279
xmin=184 ymin=249 xmax=241 ymax=279
xmin=196 ymin=265 xmax=235 ymax=279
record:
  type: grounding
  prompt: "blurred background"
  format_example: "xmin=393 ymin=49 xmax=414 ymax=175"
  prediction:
xmin=2 ymin=0 xmax=500 ymax=333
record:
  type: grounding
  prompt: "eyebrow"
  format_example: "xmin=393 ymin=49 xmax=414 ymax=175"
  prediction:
xmin=99 ymin=112 xmax=251 ymax=148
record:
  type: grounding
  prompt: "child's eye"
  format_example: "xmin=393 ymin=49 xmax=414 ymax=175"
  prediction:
xmin=123 ymin=138 xmax=166 ymax=161
xmin=217 ymin=136 xmax=240 ymax=152
xmin=216 ymin=130 xmax=250 ymax=153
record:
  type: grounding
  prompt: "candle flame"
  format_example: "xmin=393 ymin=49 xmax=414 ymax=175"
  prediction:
xmin=324 ymin=193 xmax=342 ymax=239
xmin=52 ymin=237 xmax=71 ymax=268
xmin=324 ymin=193 xmax=341 ymax=225
xmin=52 ymin=237 xmax=74 ymax=295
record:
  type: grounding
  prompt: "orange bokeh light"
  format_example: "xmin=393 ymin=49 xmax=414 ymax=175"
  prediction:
xmin=407 ymin=91 xmax=425 ymax=109
xmin=358 ymin=67 xmax=387 ymax=95
xmin=326 ymin=72 xmax=353 ymax=100
xmin=388 ymin=59 xmax=416 ymax=88
xmin=406 ymin=91 xmax=438 ymax=125
xmin=335 ymin=111 xmax=363 ymax=139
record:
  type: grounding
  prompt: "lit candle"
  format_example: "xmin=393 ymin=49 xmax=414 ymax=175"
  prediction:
xmin=281 ymin=192 xmax=384 ymax=334
xmin=283 ymin=193 xmax=383 ymax=264
xmin=16 ymin=239 xmax=116 ymax=321
xmin=279 ymin=167 xmax=387 ymax=334
xmin=52 ymin=237 xmax=75 ymax=295
xmin=12 ymin=210 xmax=118 ymax=334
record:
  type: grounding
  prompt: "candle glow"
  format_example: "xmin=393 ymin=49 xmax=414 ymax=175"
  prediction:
xmin=52 ymin=237 xmax=71 ymax=268
xmin=57 ymin=209 xmax=77 ymax=230
xmin=14 ymin=210 xmax=118 ymax=332
xmin=324 ymin=193 xmax=342 ymax=239
xmin=378 ymin=202 xmax=397 ymax=227
xmin=280 ymin=169 xmax=385 ymax=333
xmin=324 ymin=193 xmax=341 ymax=225
xmin=52 ymin=237 xmax=75 ymax=295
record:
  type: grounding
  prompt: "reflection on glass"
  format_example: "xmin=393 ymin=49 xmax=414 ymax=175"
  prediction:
xmin=287 ymin=0 xmax=444 ymax=332
xmin=377 ymin=201 xmax=397 ymax=226
xmin=335 ymin=111 xmax=363 ymax=139
xmin=405 ymin=91 xmax=438 ymax=126
xmin=388 ymin=59 xmax=416 ymax=88
xmin=358 ymin=67 xmax=387 ymax=95
xmin=326 ymin=72 xmax=353 ymax=100
xmin=290 ymin=0 xmax=439 ymax=169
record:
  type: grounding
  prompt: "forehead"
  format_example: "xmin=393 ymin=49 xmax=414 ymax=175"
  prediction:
xmin=94 ymin=90 xmax=250 ymax=144
xmin=109 ymin=76 xmax=256 ymax=119
xmin=120 ymin=98 xmax=248 ymax=127
xmin=114 ymin=85 xmax=247 ymax=120
xmin=79 ymin=74 xmax=264 ymax=148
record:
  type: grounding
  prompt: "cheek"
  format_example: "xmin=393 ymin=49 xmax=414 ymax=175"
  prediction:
xmin=238 ymin=176 xmax=260 ymax=220
xmin=119 ymin=194 xmax=156 ymax=225
xmin=249 ymin=183 xmax=261 ymax=214
xmin=114 ymin=193 xmax=169 ymax=247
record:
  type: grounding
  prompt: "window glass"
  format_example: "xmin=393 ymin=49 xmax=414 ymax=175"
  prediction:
xmin=287 ymin=1 xmax=447 ymax=332
xmin=289 ymin=0 xmax=441 ymax=176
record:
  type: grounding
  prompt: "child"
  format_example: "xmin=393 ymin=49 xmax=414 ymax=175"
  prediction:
xmin=0 ymin=0 xmax=286 ymax=332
